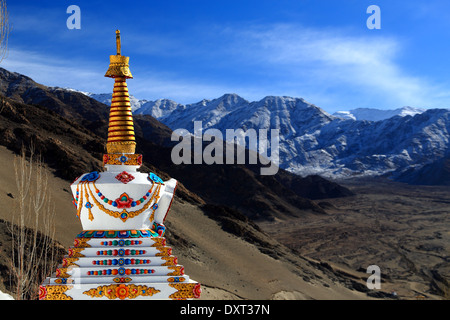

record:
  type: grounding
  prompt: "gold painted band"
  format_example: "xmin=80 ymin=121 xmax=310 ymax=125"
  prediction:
xmin=108 ymin=130 xmax=135 ymax=136
xmin=108 ymin=120 xmax=134 ymax=125
xmin=111 ymin=101 xmax=132 ymax=107
xmin=110 ymin=111 xmax=133 ymax=116
xmin=108 ymin=125 xmax=135 ymax=131
xmin=107 ymin=137 xmax=136 ymax=142
xmin=110 ymin=107 xmax=131 ymax=111
xmin=109 ymin=116 xmax=133 ymax=121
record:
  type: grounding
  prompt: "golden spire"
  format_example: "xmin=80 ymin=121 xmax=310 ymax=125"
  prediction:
xmin=105 ymin=30 xmax=136 ymax=154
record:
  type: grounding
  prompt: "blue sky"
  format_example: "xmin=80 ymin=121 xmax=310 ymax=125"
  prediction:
xmin=3 ymin=0 xmax=450 ymax=112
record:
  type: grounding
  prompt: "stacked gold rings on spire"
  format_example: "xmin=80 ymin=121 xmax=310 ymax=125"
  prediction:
xmin=105 ymin=30 xmax=136 ymax=154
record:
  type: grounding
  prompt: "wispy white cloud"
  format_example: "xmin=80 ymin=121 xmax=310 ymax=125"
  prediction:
xmin=1 ymin=48 xmax=110 ymax=92
xmin=221 ymin=23 xmax=450 ymax=110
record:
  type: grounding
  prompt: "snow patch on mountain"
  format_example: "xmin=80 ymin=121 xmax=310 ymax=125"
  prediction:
xmin=161 ymin=93 xmax=249 ymax=130
xmin=333 ymin=106 xmax=426 ymax=121
xmin=136 ymin=99 xmax=185 ymax=119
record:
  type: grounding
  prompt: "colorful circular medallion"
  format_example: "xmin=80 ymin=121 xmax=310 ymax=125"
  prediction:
xmin=81 ymin=171 xmax=100 ymax=182
xmin=148 ymin=172 xmax=163 ymax=184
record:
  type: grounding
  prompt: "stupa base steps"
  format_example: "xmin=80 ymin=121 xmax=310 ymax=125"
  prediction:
xmin=39 ymin=279 xmax=200 ymax=300
xmin=39 ymin=233 xmax=201 ymax=300
xmin=61 ymin=255 xmax=179 ymax=268
xmin=45 ymin=273 xmax=190 ymax=285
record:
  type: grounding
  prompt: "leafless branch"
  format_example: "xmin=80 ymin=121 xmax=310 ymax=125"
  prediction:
xmin=0 ymin=0 xmax=10 ymax=63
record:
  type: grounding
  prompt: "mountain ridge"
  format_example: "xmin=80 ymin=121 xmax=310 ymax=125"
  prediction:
xmin=6 ymin=66 xmax=450 ymax=185
xmin=82 ymin=90 xmax=431 ymax=123
xmin=82 ymin=90 xmax=450 ymax=185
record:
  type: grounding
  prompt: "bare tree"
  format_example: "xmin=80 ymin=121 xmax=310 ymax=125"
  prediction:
xmin=0 ymin=0 xmax=10 ymax=63
xmin=9 ymin=146 xmax=58 ymax=300
xmin=0 ymin=0 xmax=10 ymax=113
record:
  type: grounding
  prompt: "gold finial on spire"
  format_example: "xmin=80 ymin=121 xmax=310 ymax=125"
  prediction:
xmin=116 ymin=29 xmax=121 ymax=55
xmin=105 ymin=30 xmax=132 ymax=79
xmin=105 ymin=30 xmax=136 ymax=155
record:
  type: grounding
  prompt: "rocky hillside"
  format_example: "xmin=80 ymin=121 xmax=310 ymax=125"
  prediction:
xmin=0 ymin=67 xmax=353 ymax=221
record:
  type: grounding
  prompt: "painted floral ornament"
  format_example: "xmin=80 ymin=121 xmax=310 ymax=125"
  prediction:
xmin=39 ymin=286 xmax=47 ymax=300
xmin=152 ymin=222 xmax=166 ymax=237
xmin=115 ymin=171 xmax=135 ymax=184
xmin=148 ymin=172 xmax=164 ymax=184
xmin=193 ymin=283 xmax=202 ymax=298
xmin=119 ymin=155 xmax=128 ymax=163
xmin=115 ymin=193 xmax=133 ymax=209
xmin=81 ymin=171 xmax=100 ymax=182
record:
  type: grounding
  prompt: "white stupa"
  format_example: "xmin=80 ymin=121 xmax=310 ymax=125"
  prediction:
xmin=39 ymin=30 xmax=201 ymax=300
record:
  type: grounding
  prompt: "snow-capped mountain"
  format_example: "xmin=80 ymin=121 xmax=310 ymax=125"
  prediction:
xmin=84 ymin=90 xmax=450 ymax=181
xmin=333 ymin=106 xmax=425 ymax=121
xmin=162 ymin=95 xmax=449 ymax=179
xmin=83 ymin=92 xmax=148 ymax=112
xmin=161 ymin=93 xmax=250 ymax=129
xmin=80 ymin=91 xmax=182 ymax=117
xmin=135 ymin=99 xmax=184 ymax=119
